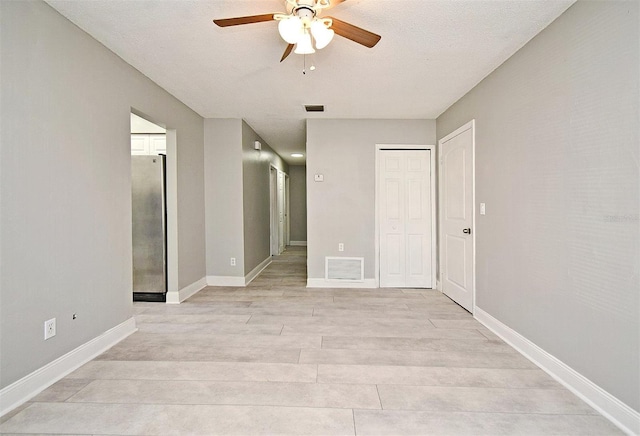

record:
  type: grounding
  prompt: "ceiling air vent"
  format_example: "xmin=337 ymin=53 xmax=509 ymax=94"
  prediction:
xmin=304 ymin=105 xmax=325 ymax=113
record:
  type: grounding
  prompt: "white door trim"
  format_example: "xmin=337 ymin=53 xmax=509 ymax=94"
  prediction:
xmin=438 ymin=120 xmax=476 ymax=312
xmin=277 ymin=169 xmax=285 ymax=254
xmin=375 ymin=144 xmax=437 ymax=288
xmin=269 ymin=165 xmax=279 ymax=256
xmin=285 ymin=174 xmax=290 ymax=247
xmin=165 ymin=129 xmax=179 ymax=297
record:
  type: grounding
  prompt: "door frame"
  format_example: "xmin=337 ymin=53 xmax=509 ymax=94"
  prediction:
xmin=165 ymin=129 xmax=178 ymax=296
xmin=285 ymin=174 xmax=291 ymax=247
xmin=375 ymin=144 xmax=437 ymax=288
xmin=277 ymin=169 xmax=285 ymax=254
xmin=438 ymin=119 xmax=476 ymax=312
xmin=269 ymin=165 xmax=279 ymax=256
xmin=130 ymin=110 xmax=177 ymax=302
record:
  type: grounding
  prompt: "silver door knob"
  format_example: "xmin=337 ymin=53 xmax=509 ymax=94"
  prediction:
xmin=463 ymin=228 xmax=471 ymax=234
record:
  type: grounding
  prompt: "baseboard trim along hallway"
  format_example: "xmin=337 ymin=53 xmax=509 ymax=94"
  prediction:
xmin=244 ymin=257 xmax=272 ymax=285
xmin=475 ymin=307 xmax=640 ymax=435
xmin=205 ymin=257 xmax=272 ymax=289
xmin=206 ymin=276 xmax=245 ymax=287
xmin=166 ymin=277 xmax=208 ymax=304
xmin=0 ymin=317 xmax=136 ymax=417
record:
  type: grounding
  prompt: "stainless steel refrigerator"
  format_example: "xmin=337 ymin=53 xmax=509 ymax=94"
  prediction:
xmin=131 ymin=155 xmax=167 ymax=302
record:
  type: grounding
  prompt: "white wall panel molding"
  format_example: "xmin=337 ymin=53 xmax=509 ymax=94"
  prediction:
xmin=0 ymin=318 xmax=136 ymax=417
xmin=475 ymin=308 xmax=639 ymax=435
xmin=166 ymin=277 xmax=207 ymax=304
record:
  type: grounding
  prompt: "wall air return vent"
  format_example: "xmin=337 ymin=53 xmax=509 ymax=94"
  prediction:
xmin=325 ymin=257 xmax=364 ymax=282
xmin=304 ymin=105 xmax=325 ymax=112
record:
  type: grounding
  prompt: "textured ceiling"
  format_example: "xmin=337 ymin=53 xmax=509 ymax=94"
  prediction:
xmin=46 ymin=0 xmax=574 ymax=164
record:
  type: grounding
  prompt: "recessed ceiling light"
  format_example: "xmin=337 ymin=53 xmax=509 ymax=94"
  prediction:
xmin=291 ymin=153 xmax=304 ymax=158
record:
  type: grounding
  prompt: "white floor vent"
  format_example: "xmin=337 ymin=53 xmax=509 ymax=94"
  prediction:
xmin=325 ymin=257 xmax=364 ymax=282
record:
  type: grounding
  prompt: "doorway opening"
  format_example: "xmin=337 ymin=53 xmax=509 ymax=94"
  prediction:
xmin=270 ymin=165 xmax=290 ymax=257
xmin=130 ymin=112 xmax=177 ymax=302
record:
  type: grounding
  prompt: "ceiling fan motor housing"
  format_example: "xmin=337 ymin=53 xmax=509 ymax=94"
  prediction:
xmin=286 ymin=0 xmax=321 ymax=13
xmin=295 ymin=6 xmax=316 ymax=25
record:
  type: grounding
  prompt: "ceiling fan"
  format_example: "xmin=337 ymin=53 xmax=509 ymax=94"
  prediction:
xmin=213 ymin=0 xmax=381 ymax=62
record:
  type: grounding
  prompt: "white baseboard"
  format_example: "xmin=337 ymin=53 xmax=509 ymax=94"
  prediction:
xmin=166 ymin=277 xmax=207 ymax=304
xmin=0 ymin=317 xmax=136 ymax=417
xmin=206 ymin=258 xmax=272 ymax=288
xmin=307 ymin=278 xmax=377 ymax=289
xmin=475 ymin=307 xmax=639 ymax=435
xmin=206 ymin=275 xmax=246 ymax=287
xmin=289 ymin=241 xmax=307 ymax=246
xmin=245 ymin=257 xmax=271 ymax=285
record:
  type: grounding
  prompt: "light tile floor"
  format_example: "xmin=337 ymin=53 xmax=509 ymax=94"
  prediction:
xmin=0 ymin=247 xmax=621 ymax=435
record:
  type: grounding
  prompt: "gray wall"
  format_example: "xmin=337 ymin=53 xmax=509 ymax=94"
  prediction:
xmin=289 ymin=165 xmax=307 ymax=243
xmin=204 ymin=119 xmax=245 ymax=277
xmin=204 ymin=119 xmax=287 ymax=278
xmin=306 ymin=119 xmax=436 ymax=280
xmin=242 ymin=121 xmax=288 ymax=274
xmin=437 ymin=0 xmax=639 ymax=411
xmin=0 ymin=1 xmax=206 ymax=388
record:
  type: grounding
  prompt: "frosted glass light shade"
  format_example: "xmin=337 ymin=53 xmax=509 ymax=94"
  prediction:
xmin=278 ymin=16 xmax=303 ymax=44
xmin=310 ymin=20 xmax=334 ymax=49
xmin=294 ymin=33 xmax=315 ymax=54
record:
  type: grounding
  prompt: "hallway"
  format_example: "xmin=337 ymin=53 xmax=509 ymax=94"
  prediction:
xmin=0 ymin=247 xmax=620 ymax=434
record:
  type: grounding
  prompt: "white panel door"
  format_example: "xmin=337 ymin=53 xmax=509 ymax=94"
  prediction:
xmin=150 ymin=134 xmax=167 ymax=155
xmin=131 ymin=134 xmax=149 ymax=155
xmin=379 ymin=150 xmax=432 ymax=288
xmin=440 ymin=123 xmax=474 ymax=312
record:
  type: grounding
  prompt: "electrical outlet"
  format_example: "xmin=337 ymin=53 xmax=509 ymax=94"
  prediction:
xmin=44 ymin=318 xmax=56 ymax=340
xmin=338 ymin=243 xmax=344 ymax=252
xmin=230 ymin=257 xmax=236 ymax=266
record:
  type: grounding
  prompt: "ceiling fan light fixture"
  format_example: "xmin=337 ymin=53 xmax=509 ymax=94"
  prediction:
xmin=214 ymin=2 xmax=382 ymax=62
xmin=310 ymin=20 xmax=334 ymax=49
xmin=278 ymin=16 xmax=303 ymax=44
xmin=294 ymin=32 xmax=315 ymax=54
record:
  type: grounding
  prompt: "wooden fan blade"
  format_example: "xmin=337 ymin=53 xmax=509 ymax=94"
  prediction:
xmin=280 ymin=44 xmax=295 ymax=62
xmin=213 ymin=14 xmax=276 ymax=27
xmin=327 ymin=17 xmax=381 ymax=48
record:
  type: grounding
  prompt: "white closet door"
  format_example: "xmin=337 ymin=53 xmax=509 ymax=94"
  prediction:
xmin=379 ymin=150 xmax=432 ymax=288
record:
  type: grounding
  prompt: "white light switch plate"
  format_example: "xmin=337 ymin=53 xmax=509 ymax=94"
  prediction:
xmin=314 ymin=174 xmax=324 ymax=182
xmin=480 ymin=203 xmax=486 ymax=215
